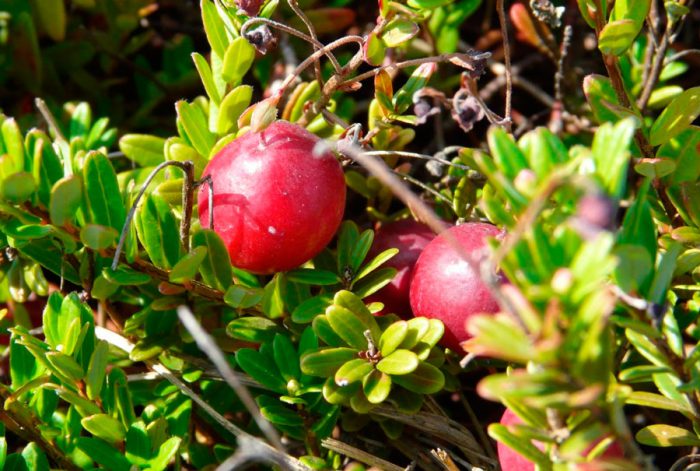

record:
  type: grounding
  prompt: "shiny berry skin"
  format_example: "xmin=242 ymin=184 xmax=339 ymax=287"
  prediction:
xmin=498 ymin=409 xmax=624 ymax=470
xmin=366 ymin=219 xmax=436 ymax=318
xmin=409 ymin=222 xmax=501 ymax=352
xmin=197 ymin=121 xmax=346 ymax=274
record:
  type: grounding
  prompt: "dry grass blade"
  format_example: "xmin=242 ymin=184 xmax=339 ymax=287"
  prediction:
xmin=322 ymin=438 xmax=406 ymax=471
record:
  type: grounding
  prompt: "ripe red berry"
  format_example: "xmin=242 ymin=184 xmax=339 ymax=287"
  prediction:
xmin=498 ymin=408 xmax=625 ymax=470
xmin=197 ymin=121 xmax=346 ymax=274
xmin=409 ymin=222 xmax=501 ymax=352
xmin=365 ymin=219 xmax=436 ymax=318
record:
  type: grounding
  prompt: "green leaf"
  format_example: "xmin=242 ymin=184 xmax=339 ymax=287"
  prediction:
xmin=375 ymin=349 xmax=419 ymax=377
xmin=292 ymin=295 xmax=332 ymax=324
xmin=125 ymin=423 xmax=152 ymax=466
xmin=216 ymin=85 xmax=253 ymax=134
xmin=626 ymin=391 xmax=695 ymax=416
xmin=222 ymin=37 xmax=255 ymax=85
xmin=353 ymin=267 xmax=397 ymax=298
xmin=301 ymin=348 xmax=358 ymax=377
xmin=363 ymin=32 xmax=386 ymax=66
xmin=76 ymin=437 xmax=131 ymax=471
xmin=393 ymin=63 xmax=436 ymax=114
xmin=583 ymin=74 xmax=621 ymax=124
xmin=82 ymin=414 xmax=126 ymax=444
xmin=273 ymin=334 xmax=300 ymax=382
xmin=261 ymin=273 xmax=285 ymax=318
xmin=326 ymin=305 xmax=369 ymax=350
xmin=118 ymin=134 xmax=165 ymax=167
xmin=83 ymin=151 xmax=126 ymax=232
xmin=49 ymin=176 xmax=82 ymax=227
xmin=333 ymin=290 xmax=381 ymax=340
xmin=464 ymin=314 xmax=536 ymax=364
xmin=323 ymin=376 xmax=359 ymax=405
xmin=21 ymin=442 xmax=49 ymax=471
xmin=102 ymin=266 xmax=151 ymax=285
xmin=598 ymin=19 xmax=640 ymax=56
xmin=236 ymin=348 xmax=286 ymax=393
xmin=335 ymin=358 xmax=373 ymax=386
xmin=45 ymin=350 xmax=85 ymax=382
xmin=31 ymin=135 xmax=63 ymax=207
xmin=169 ymin=246 xmax=208 ymax=283
xmin=381 ymin=19 xmax=419 ymax=47
xmin=626 ymin=329 xmax=671 ymax=368
xmin=488 ymin=424 xmax=550 ymax=468
xmin=658 ymin=126 xmax=700 ymax=185
xmin=192 ymin=229 xmax=232 ymax=291
xmin=135 ymin=194 xmax=181 ymax=269
xmin=149 ymin=437 xmax=182 ymax=471
xmin=224 ymin=284 xmax=263 ymax=309
xmin=2 ymin=172 xmax=35 ymax=203
xmin=363 ymin=369 xmax=392 ymax=404
xmin=80 ymin=224 xmax=118 ymax=250
xmin=176 ymin=101 xmax=216 ymax=158
xmin=2 ymin=119 xmax=25 ymax=176
xmin=488 ymin=126 xmax=529 ymax=180
xmin=636 ymin=425 xmax=700 ymax=447
xmin=312 ymin=315 xmax=346 ymax=347
xmin=258 ymin=396 xmax=304 ymax=427
xmin=592 ymin=118 xmax=636 ymax=199
xmin=192 ymin=52 xmax=221 ymax=104
xmin=398 ymin=317 xmax=430 ymax=350
xmin=391 ymin=362 xmax=444 ymax=394
xmin=379 ymin=321 xmax=408 ymax=357
xmin=648 ymin=242 xmax=682 ymax=304
xmin=85 ymin=340 xmax=109 ymax=400
xmin=201 ymin=0 xmax=230 ymax=57
xmin=286 ymin=269 xmax=340 ymax=285
xmin=354 ymin=248 xmax=398 ymax=282
xmin=650 ymin=87 xmax=700 ymax=147
xmin=226 ymin=316 xmax=280 ymax=343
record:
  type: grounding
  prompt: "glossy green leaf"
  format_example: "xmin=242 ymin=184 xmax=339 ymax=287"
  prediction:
xmin=323 ymin=376 xmax=360 ymax=405
xmin=165 ymin=138 xmax=207 ymax=178
xmin=149 ymin=437 xmax=181 ymax=471
xmin=21 ymin=442 xmax=49 ymax=471
xmin=391 ymin=362 xmax=444 ymax=394
xmin=488 ymin=424 xmax=550 ymax=468
xmin=236 ymin=348 xmax=286 ymax=393
xmin=354 ymin=248 xmax=398 ymax=282
xmin=376 ymin=349 xmax=419 ymax=375
xmin=301 ymin=347 xmax=358 ymax=377
xmin=598 ymin=19 xmax=640 ymax=56
xmin=273 ymin=334 xmax=300 ymax=382
xmin=217 ymin=85 xmax=253 ymax=134
xmin=393 ymin=63 xmax=436 ymax=114
xmin=82 ymin=414 xmax=126 ymax=444
xmin=379 ymin=321 xmax=408 ymax=357
xmin=135 ymin=194 xmax=181 ymax=269
xmin=222 ymin=37 xmax=255 ymax=85
xmin=201 ymin=0 xmax=229 ymax=57
xmin=31 ymin=136 xmax=63 ymax=207
xmin=76 ymin=437 xmax=131 ymax=471
xmin=650 ymin=87 xmax=700 ymax=147
xmin=363 ymin=369 xmax=392 ymax=404
xmin=398 ymin=317 xmax=430 ymax=350
xmin=125 ymin=423 xmax=151 ymax=466
xmin=2 ymin=119 xmax=25 ymax=175
xmin=326 ymin=305 xmax=370 ymax=350
xmin=169 ymin=246 xmax=208 ymax=283
xmin=592 ymin=118 xmax=636 ymax=199
xmin=83 ymin=151 xmax=126 ymax=232
xmin=363 ymin=32 xmax=386 ymax=66
xmin=176 ymin=101 xmax=216 ymax=158
xmin=80 ymin=224 xmax=118 ymax=250
xmin=257 ymin=396 xmax=304 ymax=426
xmin=286 ymin=269 xmax=340 ymax=285
xmin=49 ymin=176 xmax=82 ymax=227
xmin=626 ymin=391 xmax=694 ymax=417
xmin=191 ymin=229 xmax=232 ymax=291
xmin=226 ymin=316 xmax=280 ymax=343
xmin=292 ymin=295 xmax=332 ymax=324
xmin=658 ymin=126 xmax=700 ymax=185
xmin=352 ymin=267 xmax=397 ymax=298
xmin=636 ymin=425 xmax=700 ymax=447
xmin=582 ymin=74 xmax=621 ymax=124
xmin=224 ymin=284 xmax=263 ymax=309
xmin=45 ymin=351 xmax=84 ymax=383
xmin=118 ymin=134 xmax=165 ymax=167
xmin=333 ymin=290 xmax=381 ymax=340
xmin=335 ymin=358 xmax=373 ymax=386
xmin=2 ymin=172 xmax=35 ymax=203
xmin=192 ymin=52 xmax=221 ymax=103
xmin=648 ymin=242 xmax=682 ymax=305
xmin=85 ymin=340 xmax=109 ymax=400
xmin=381 ymin=19 xmax=419 ymax=47
xmin=312 ymin=315 xmax=346 ymax=347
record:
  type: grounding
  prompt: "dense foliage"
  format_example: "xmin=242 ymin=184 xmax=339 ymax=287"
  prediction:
xmin=0 ymin=0 xmax=698 ymax=469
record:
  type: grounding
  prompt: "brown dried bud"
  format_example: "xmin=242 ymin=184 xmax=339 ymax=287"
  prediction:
xmin=244 ymin=25 xmax=275 ymax=54
xmin=235 ymin=0 xmax=263 ymax=16
xmin=451 ymin=94 xmax=484 ymax=133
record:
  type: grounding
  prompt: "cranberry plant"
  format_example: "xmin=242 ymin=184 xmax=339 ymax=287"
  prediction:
xmin=0 ymin=0 xmax=698 ymax=470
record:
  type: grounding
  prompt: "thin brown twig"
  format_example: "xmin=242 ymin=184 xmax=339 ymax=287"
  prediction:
xmin=496 ymin=0 xmax=513 ymax=130
xmin=286 ymin=0 xmax=323 ymax=85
